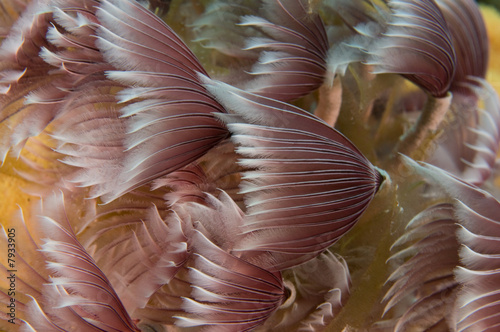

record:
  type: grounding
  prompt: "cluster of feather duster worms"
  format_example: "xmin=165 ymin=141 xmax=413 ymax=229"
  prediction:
xmin=0 ymin=0 xmax=500 ymax=331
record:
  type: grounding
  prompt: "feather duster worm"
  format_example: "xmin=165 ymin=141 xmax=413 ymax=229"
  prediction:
xmin=1 ymin=0 xmax=230 ymax=203
xmin=366 ymin=0 xmax=456 ymax=98
xmin=425 ymin=0 xmax=496 ymax=187
xmin=407 ymin=158 xmax=500 ymax=331
xmin=428 ymin=78 xmax=500 ymax=185
xmin=435 ymin=0 xmax=489 ymax=95
xmin=239 ymin=0 xmax=329 ymax=101
xmin=193 ymin=0 xmax=330 ymax=102
xmin=0 ymin=192 xmax=139 ymax=332
xmin=137 ymin=191 xmax=286 ymax=331
xmin=268 ymin=250 xmax=351 ymax=331
xmin=322 ymin=0 xmax=456 ymax=98
xmin=84 ymin=0 xmax=230 ymax=202
xmin=191 ymin=0 xmax=262 ymax=60
xmin=378 ymin=203 xmax=460 ymax=331
xmin=203 ymin=76 xmax=383 ymax=271
xmin=0 ymin=0 xmax=61 ymax=161
xmin=0 ymin=0 xmax=126 ymax=199
xmin=176 ymin=230 xmax=285 ymax=331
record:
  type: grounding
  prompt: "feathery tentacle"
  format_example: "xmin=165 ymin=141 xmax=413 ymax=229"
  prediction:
xmin=92 ymin=0 xmax=229 ymax=202
xmin=203 ymin=76 xmax=383 ymax=271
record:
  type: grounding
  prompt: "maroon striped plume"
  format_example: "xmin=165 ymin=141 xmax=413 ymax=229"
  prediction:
xmin=240 ymin=0 xmax=329 ymax=101
xmin=202 ymin=76 xmax=383 ymax=271
xmin=406 ymin=157 xmax=500 ymax=331
xmin=367 ymin=0 xmax=456 ymax=97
